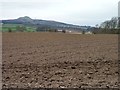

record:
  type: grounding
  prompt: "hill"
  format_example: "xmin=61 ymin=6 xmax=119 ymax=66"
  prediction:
xmin=1 ymin=16 xmax=91 ymax=32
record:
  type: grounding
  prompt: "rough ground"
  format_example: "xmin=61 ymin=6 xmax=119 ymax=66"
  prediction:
xmin=2 ymin=32 xmax=119 ymax=88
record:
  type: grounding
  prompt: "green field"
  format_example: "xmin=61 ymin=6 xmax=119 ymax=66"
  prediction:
xmin=1 ymin=24 xmax=36 ymax=32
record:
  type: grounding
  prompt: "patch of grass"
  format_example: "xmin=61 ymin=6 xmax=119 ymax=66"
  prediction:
xmin=1 ymin=24 xmax=36 ymax=32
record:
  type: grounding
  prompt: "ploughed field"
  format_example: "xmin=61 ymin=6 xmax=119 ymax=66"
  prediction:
xmin=2 ymin=32 xmax=119 ymax=88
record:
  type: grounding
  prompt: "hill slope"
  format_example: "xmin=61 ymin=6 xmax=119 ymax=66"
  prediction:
xmin=1 ymin=16 xmax=89 ymax=31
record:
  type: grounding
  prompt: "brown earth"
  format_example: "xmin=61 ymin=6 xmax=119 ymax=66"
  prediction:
xmin=2 ymin=32 xmax=119 ymax=88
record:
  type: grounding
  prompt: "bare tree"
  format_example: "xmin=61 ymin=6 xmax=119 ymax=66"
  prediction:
xmin=110 ymin=17 xmax=118 ymax=29
xmin=100 ymin=17 xmax=119 ymax=29
xmin=118 ymin=17 xmax=120 ymax=29
xmin=100 ymin=20 xmax=110 ymax=29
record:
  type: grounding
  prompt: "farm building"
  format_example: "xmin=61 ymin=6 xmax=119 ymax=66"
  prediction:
xmin=85 ymin=31 xmax=93 ymax=34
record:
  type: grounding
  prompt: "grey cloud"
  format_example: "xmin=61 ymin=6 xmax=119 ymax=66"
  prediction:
xmin=1 ymin=0 xmax=120 ymax=26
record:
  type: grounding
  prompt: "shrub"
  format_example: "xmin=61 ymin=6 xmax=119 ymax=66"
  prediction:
xmin=8 ymin=28 xmax=12 ymax=32
xmin=16 ymin=26 xmax=27 ymax=32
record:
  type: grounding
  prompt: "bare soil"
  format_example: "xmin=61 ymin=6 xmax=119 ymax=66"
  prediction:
xmin=2 ymin=32 xmax=119 ymax=88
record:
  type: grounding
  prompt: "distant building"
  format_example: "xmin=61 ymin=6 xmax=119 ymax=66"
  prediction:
xmin=65 ymin=30 xmax=82 ymax=34
xmin=65 ymin=30 xmax=71 ymax=33
xmin=57 ymin=29 xmax=63 ymax=32
xmin=85 ymin=31 xmax=93 ymax=34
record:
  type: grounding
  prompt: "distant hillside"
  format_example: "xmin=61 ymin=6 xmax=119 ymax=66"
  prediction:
xmin=1 ymin=16 xmax=91 ymax=32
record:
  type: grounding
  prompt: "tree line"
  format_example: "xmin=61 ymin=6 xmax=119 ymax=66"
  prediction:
xmin=8 ymin=26 xmax=27 ymax=32
xmin=93 ymin=17 xmax=120 ymax=34
xmin=7 ymin=17 xmax=120 ymax=34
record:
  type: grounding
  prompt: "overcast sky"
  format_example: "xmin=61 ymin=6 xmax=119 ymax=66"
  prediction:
xmin=0 ymin=0 xmax=120 ymax=26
